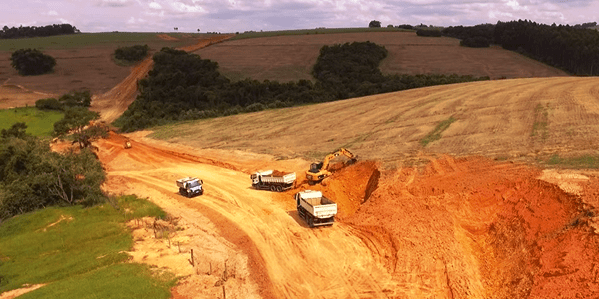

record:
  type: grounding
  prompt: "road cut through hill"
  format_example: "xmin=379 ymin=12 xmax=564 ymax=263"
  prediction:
xmin=94 ymin=131 xmax=599 ymax=298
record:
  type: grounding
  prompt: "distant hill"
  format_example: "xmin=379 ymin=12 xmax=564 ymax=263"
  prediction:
xmin=194 ymin=31 xmax=567 ymax=83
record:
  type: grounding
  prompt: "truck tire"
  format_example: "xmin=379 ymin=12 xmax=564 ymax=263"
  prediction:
xmin=276 ymin=185 xmax=283 ymax=192
xmin=270 ymin=185 xmax=277 ymax=192
xmin=307 ymin=216 xmax=314 ymax=228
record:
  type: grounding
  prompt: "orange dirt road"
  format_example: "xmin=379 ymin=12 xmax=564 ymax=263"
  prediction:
xmin=97 ymin=132 xmax=396 ymax=298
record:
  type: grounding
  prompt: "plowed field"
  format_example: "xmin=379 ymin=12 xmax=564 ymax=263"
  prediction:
xmin=194 ymin=32 xmax=567 ymax=82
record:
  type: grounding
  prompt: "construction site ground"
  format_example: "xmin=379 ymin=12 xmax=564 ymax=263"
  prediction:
xmin=2 ymin=32 xmax=599 ymax=298
xmin=89 ymin=131 xmax=599 ymax=299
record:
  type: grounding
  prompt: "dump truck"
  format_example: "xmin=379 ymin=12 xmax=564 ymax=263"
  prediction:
xmin=295 ymin=190 xmax=337 ymax=227
xmin=177 ymin=177 xmax=203 ymax=197
xmin=250 ymin=170 xmax=296 ymax=192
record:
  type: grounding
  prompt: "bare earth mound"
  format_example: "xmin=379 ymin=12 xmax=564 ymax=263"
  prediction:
xmin=195 ymin=32 xmax=567 ymax=82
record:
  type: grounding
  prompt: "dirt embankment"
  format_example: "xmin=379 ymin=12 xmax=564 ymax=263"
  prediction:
xmin=334 ymin=156 xmax=599 ymax=298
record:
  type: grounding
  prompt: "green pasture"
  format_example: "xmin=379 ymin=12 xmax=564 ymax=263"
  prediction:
xmin=230 ymin=27 xmax=411 ymax=40
xmin=0 ymin=32 xmax=204 ymax=51
xmin=0 ymin=107 xmax=63 ymax=137
xmin=0 ymin=195 xmax=174 ymax=298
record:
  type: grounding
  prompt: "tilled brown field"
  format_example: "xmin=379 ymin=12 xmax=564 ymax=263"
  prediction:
xmin=194 ymin=32 xmax=567 ymax=82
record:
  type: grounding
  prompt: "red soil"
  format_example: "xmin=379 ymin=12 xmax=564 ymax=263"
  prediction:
xmin=328 ymin=156 xmax=599 ymax=298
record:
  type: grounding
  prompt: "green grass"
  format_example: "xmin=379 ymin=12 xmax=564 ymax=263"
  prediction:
xmin=0 ymin=195 xmax=174 ymax=297
xmin=545 ymin=154 xmax=599 ymax=169
xmin=531 ymin=103 xmax=549 ymax=139
xmin=230 ymin=27 xmax=412 ymax=40
xmin=420 ymin=116 xmax=457 ymax=146
xmin=0 ymin=32 xmax=203 ymax=51
xmin=0 ymin=107 xmax=63 ymax=137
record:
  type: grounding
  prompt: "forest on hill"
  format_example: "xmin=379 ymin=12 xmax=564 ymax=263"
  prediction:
xmin=114 ymin=42 xmax=488 ymax=132
xmin=443 ymin=20 xmax=599 ymax=75
xmin=0 ymin=24 xmax=79 ymax=39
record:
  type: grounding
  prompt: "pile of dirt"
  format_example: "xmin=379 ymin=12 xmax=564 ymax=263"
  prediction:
xmin=296 ymin=161 xmax=379 ymax=219
xmin=343 ymin=156 xmax=599 ymax=298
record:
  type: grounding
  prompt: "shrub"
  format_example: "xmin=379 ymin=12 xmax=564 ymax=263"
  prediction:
xmin=35 ymin=90 xmax=91 ymax=111
xmin=10 ymin=48 xmax=56 ymax=75
xmin=35 ymin=98 xmax=63 ymax=110
xmin=397 ymin=24 xmax=414 ymax=30
xmin=114 ymin=45 xmax=150 ymax=62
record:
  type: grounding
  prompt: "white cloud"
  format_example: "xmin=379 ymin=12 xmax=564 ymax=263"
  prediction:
xmin=505 ymin=0 xmax=528 ymax=10
xmin=149 ymin=2 xmax=162 ymax=9
xmin=127 ymin=16 xmax=146 ymax=24
xmin=98 ymin=0 xmax=131 ymax=7
xmin=170 ymin=2 xmax=206 ymax=13
xmin=47 ymin=10 xmax=58 ymax=16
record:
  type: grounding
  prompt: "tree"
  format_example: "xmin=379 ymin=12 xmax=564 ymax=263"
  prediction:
xmin=53 ymin=107 xmax=99 ymax=138
xmin=114 ymin=44 xmax=149 ymax=62
xmin=1 ymin=122 xmax=28 ymax=139
xmin=369 ymin=20 xmax=381 ymax=28
xmin=10 ymin=48 xmax=56 ymax=75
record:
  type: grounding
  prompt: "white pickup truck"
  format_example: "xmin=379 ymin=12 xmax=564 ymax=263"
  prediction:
xmin=250 ymin=170 xmax=296 ymax=192
xmin=176 ymin=177 xmax=203 ymax=197
xmin=295 ymin=190 xmax=337 ymax=227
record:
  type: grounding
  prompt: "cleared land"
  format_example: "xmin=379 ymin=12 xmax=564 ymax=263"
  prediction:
xmin=2 ymin=31 xmax=598 ymax=299
xmin=0 ymin=33 xmax=219 ymax=108
xmin=194 ymin=31 xmax=567 ymax=83
xmin=150 ymin=76 xmax=599 ymax=165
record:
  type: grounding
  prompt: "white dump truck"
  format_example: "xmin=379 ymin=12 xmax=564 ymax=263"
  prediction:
xmin=295 ymin=190 xmax=337 ymax=227
xmin=177 ymin=177 xmax=203 ymax=197
xmin=250 ymin=170 xmax=296 ymax=192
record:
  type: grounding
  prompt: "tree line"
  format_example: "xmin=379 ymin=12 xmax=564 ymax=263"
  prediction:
xmin=442 ymin=20 xmax=599 ymax=75
xmin=0 ymin=123 xmax=106 ymax=220
xmin=1 ymin=24 xmax=78 ymax=39
xmin=114 ymin=42 xmax=489 ymax=132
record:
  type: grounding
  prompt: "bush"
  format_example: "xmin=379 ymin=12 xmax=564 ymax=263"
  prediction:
xmin=114 ymin=45 xmax=150 ymax=62
xmin=416 ymin=29 xmax=442 ymax=37
xmin=35 ymin=98 xmax=63 ymax=110
xmin=397 ymin=24 xmax=414 ymax=30
xmin=460 ymin=36 xmax=490 ymax=48
xmin=10 ymin=49 xmax=56 ymax=75
xmin=35 ymin=90 xmax=91 ymax=111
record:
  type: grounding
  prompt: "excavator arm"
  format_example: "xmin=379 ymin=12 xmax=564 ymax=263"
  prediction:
xmin=306 ymin=148 xmax=357 ymax=183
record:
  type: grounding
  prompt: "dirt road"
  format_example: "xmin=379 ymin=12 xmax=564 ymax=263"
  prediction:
xmin=96 ymin=132 xmax=397 ymax=298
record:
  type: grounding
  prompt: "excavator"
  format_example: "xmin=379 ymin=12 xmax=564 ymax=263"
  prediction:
xmin=306 ymin=148 xmax=357 ymax=184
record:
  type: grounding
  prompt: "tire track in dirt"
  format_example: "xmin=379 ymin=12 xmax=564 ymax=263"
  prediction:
xmin=96 ymin=134 xmax=397 ymax=298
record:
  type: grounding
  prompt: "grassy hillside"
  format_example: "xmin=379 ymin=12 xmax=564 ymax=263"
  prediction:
xmin=0 ymin=195 xmax=174 ymax=298
xmin=0 ymin=32 xmax=204 ymax=51
xmin=194 ymin=31 xmax=567 ymax=83
xmin=0 ymin=107 xmax=63 ymax=137
xmin=148 ymin=76 xmax=599 ymax=167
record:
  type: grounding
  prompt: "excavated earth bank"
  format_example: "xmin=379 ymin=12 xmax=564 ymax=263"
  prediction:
xmin=334 ymin=157 xmax=599 ymax=298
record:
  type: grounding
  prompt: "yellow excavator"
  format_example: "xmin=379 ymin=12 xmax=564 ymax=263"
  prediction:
xmin=306 ymin=148 xmax=357 ymax=184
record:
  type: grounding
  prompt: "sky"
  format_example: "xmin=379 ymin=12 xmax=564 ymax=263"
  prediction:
xmin=2 ymin=0 xmax=598 ymax=33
